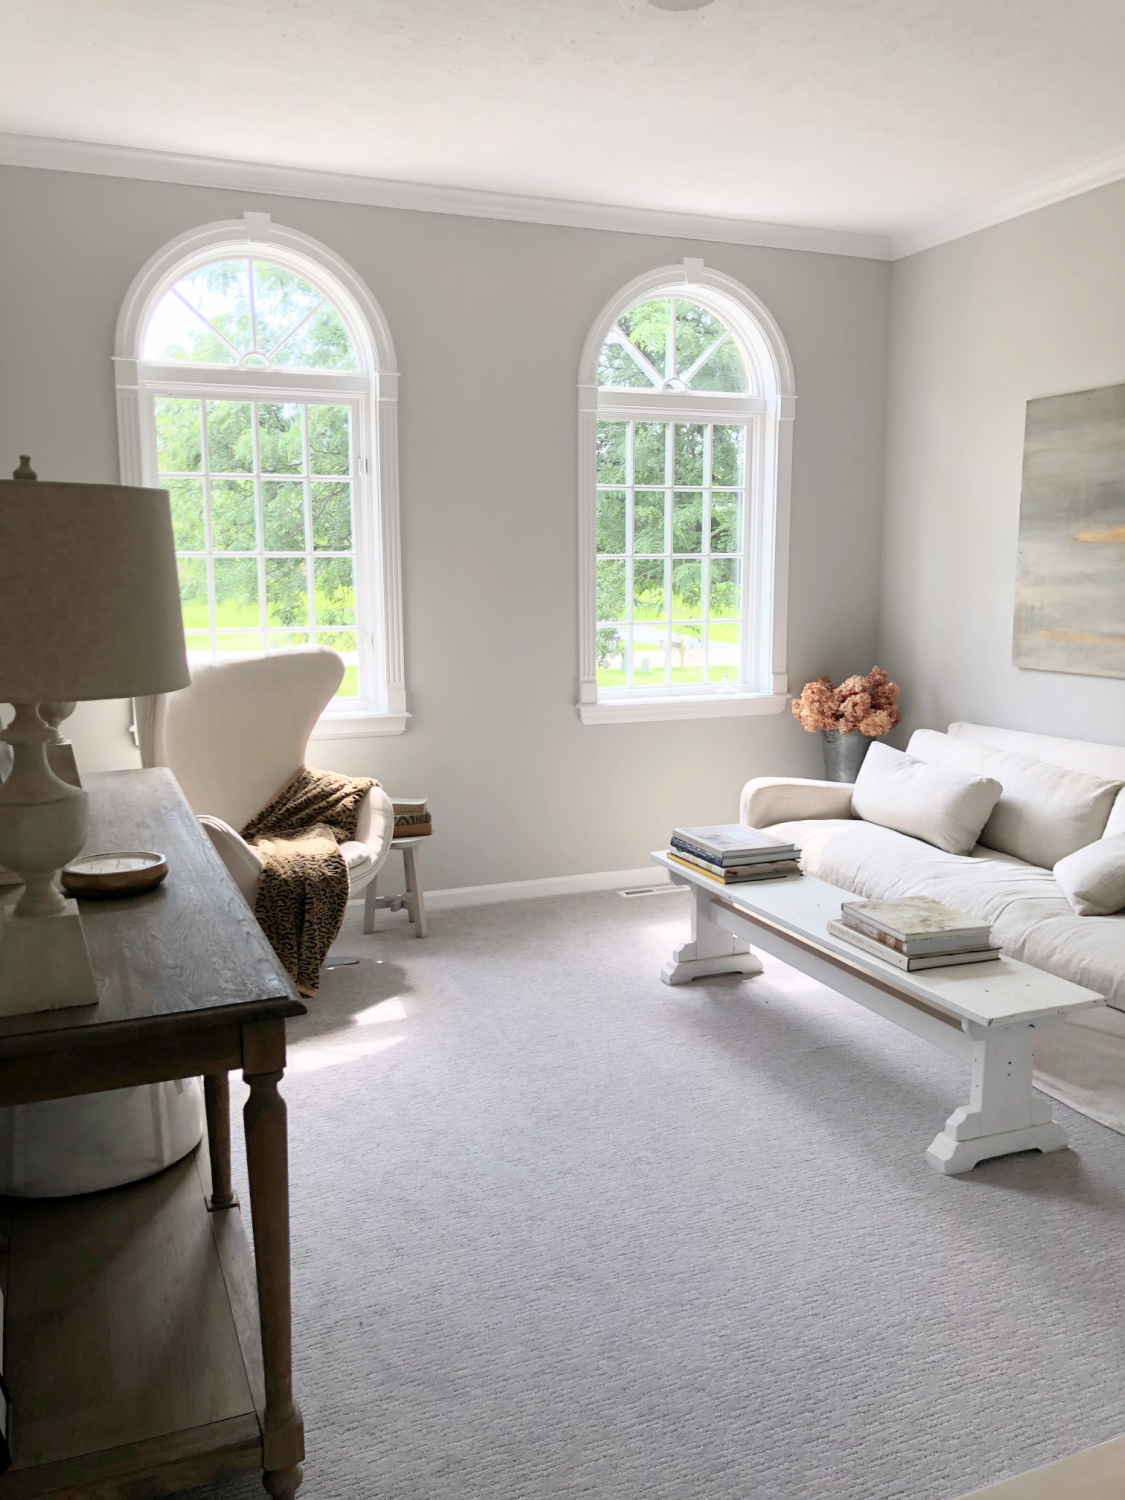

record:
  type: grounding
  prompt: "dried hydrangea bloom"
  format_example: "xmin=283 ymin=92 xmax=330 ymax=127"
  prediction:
xmin=793 ymin=665 xmax=901 ymax=736
xmin=866 ymin=665 xmax=900 ymax=716
xmin=858 ymin=707 xmax=898 ymax=737
xmin=840 ymin=691 xmax=872 ymax=730
xmin=792 ymin=675 xmax=841 ymax=731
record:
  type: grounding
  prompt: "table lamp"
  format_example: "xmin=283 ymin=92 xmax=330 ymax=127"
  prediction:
xmin=0 ymin=458 xmax=190 ymax=1014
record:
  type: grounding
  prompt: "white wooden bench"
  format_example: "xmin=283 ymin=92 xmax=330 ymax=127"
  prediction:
xmin=651 ymin=852 xmax=1104 ymax=1174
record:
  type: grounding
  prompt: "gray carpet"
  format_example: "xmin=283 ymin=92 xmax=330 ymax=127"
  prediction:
xmin=177 ymin=890 xmax=1125 ymax=1500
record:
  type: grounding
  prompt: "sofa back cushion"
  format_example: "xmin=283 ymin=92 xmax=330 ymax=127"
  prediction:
xmin=949 ymin=721 xmax=1125 ymax=840
xmin=948 ymin=721 xmax=1125 ymax=780
xmin=851 ymin=742 xmax=1002 ymax=855
xmin=908 ymin=729 xmax=1123 ymax=869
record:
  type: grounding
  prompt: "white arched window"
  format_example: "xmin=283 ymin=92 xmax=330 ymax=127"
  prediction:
xmin=115 ymin=213 xmax=406 ymax=736
xmin=577 ymin=259 xmax=794 ymax=724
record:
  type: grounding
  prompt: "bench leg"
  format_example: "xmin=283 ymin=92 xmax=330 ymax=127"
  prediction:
xmin=926 ymin=1020 xmax=1067 ymax=1174
xmin=661 ymin=881 xmax=763 ymax=985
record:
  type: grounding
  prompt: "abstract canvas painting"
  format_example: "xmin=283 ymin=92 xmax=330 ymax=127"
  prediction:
xmin=1013 ymin=381 xmax=1125 ymax=679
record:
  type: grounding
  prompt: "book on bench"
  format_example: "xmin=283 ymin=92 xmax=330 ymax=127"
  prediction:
xmin=839 ymin=898 xmax=992 ymax=955
xmin=831 ymin=897 xmax=999 ymax=970
xmin=827 ymin=921 xmax=1002 ymax=971
xmin=670 ymin=824 xmax=800 ymax=868
xmin=667 ymin=851 xmax=802 ymax=884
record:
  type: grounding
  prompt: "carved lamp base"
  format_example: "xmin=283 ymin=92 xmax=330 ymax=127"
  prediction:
xmin=0 ymin=704 xmax=99 ymax=1015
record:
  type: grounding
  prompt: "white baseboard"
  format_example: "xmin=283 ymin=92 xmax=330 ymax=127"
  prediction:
xmin=349 ymin=865 xmax=679 ymax=912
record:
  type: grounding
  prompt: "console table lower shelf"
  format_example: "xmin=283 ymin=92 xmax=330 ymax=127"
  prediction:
xmin=651 ymin=851 xmax=1104 ymax=1175
xmin=0 ymin=1138 xmax=269 ymax=1499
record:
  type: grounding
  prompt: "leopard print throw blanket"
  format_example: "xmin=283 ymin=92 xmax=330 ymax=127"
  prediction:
xmin=240 ymin=766 xmax=377 ymax=999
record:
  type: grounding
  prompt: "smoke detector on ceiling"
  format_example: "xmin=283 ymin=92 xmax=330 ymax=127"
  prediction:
xmin=620 ymin=0 xmax=725 ymax=20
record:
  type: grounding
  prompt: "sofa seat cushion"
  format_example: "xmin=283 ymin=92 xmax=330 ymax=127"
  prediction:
xmin=765 ymin=818 xmax=1125 ymax=1010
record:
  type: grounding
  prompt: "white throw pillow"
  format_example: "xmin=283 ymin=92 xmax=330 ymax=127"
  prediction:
xmin=1054 ymin=835 xmax=1125 ymax=916
xmin=851 ymin=742 xmax=1002 ymax=855
xmin=907 ymin=729 xmax=1123 ymax=869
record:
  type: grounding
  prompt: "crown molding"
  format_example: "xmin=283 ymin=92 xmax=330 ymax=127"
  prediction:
xmin=892 ymin=146 xmax=1125 ymax=258
xmin=5 ymin=128 xmax=1122 ymax=264
xmin=0 ymin=131 xmax=892 ymax=261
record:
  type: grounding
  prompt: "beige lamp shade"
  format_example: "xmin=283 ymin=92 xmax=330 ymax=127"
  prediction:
xmin=0 ymin=479 xmax=190 ymax=702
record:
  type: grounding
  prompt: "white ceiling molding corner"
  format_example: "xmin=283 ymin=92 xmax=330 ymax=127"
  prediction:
xmin=891 ymin=146 xmax=1125 ymax=259
xmin=0 ymin=131 xmax=892 ymax=261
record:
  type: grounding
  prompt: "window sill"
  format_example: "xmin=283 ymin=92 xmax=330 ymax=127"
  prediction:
xmin=577 ymin=693 xmax=788 ymax=725
xmin=310 ymin=710 xmax=410 ymax=740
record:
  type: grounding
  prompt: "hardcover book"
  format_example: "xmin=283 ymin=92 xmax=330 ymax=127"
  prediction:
xmin=669 ymin=847 xmax=802 ymax=879
xmin=827 ymin=921 xmax=1001 ymax=972
xmin=841 ymin=910 xmax=991 ymax=956
xmin=667 ymin=852 xmax=802 ymax=885
xmin=392 ymin=798 xmax=432 ymax=836
xmin=671 ymin=824 xmax=799 ymax=865
xmin=839 ymin=898 xmax=991 ymax=945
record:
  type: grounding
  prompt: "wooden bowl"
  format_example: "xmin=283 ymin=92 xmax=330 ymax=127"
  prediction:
xmin=62 ymin=851 xmax=169 ymax=899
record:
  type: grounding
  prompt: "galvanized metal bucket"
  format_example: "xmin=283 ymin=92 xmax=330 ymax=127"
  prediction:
xmin=821 ymin=730 xmax=873 ymax=782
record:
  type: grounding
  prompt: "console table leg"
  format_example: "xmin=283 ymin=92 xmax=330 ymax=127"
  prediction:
xmin=243 ymin=1022 xmax=305 ymax=1496
xmin=204 ymin=1071 xmax=237 ymax=1210
xmin=262 ymin=1466 xmax=304 ymax=1499
xmin=662 ymin=881 xmax=764 ymax=985
xmin=926 ymin=1020 xmax=1067 ymax=1174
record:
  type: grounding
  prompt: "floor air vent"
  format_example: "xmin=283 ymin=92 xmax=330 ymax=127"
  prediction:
xmin=620 ymin=0 xmax=724 ymax=18
xmin=617 ymin=884 xmax=686 ymax=898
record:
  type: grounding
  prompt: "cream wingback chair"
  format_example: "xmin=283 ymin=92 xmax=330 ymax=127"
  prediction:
xmin=0 ymin=648 xmax=392 ymax=1199
xmin=135 ymin=645 xmax=395 ymax=914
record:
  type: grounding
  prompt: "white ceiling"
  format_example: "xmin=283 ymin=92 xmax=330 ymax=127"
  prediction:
xmin=4 ymin=0 xmax=1125 ymax=251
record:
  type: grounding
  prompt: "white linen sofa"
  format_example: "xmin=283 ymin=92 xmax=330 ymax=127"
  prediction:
xmin=741 ymin=721 xmax=1125 ymax=1132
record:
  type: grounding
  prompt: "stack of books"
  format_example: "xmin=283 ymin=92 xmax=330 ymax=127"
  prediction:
xmin=668 ymin=824 xmax=802 ymax=884
xmin=393 ymin=798 xmax=432 ymax=838
xmin=827 ymin=898 xmax=1001 ymax=971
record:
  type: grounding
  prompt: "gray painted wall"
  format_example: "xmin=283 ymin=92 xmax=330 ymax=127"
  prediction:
xmin=0 ymin=165 xmax=889 ymax=890
xmin=882 ymin=179 xmax=1125 ymax=749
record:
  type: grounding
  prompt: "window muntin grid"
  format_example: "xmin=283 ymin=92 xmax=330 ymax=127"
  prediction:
xmin=155 ymin=395 xmax=361 ymax=698
xmin=595 ymin=419 xmax=746 ymax=690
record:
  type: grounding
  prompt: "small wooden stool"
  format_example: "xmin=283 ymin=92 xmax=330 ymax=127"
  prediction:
xmin=363 ymin=836 xmax=429 ymax=937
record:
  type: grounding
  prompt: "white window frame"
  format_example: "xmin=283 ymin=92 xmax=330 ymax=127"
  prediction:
xmin=114 ymin=212 xmax=407 ymax=738
xmin=577 ymin=258 xmax=795 ymax=725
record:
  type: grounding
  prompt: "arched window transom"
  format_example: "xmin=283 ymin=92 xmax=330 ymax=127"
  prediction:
xmin=144 ymin=258 xmax=358 ymax=371
xmin=597 ymin=296 xmax=746 ymax=393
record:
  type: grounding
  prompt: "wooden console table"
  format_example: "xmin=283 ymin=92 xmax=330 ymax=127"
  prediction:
xmin=0 ymin=768 xmax=307 ymax=1498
